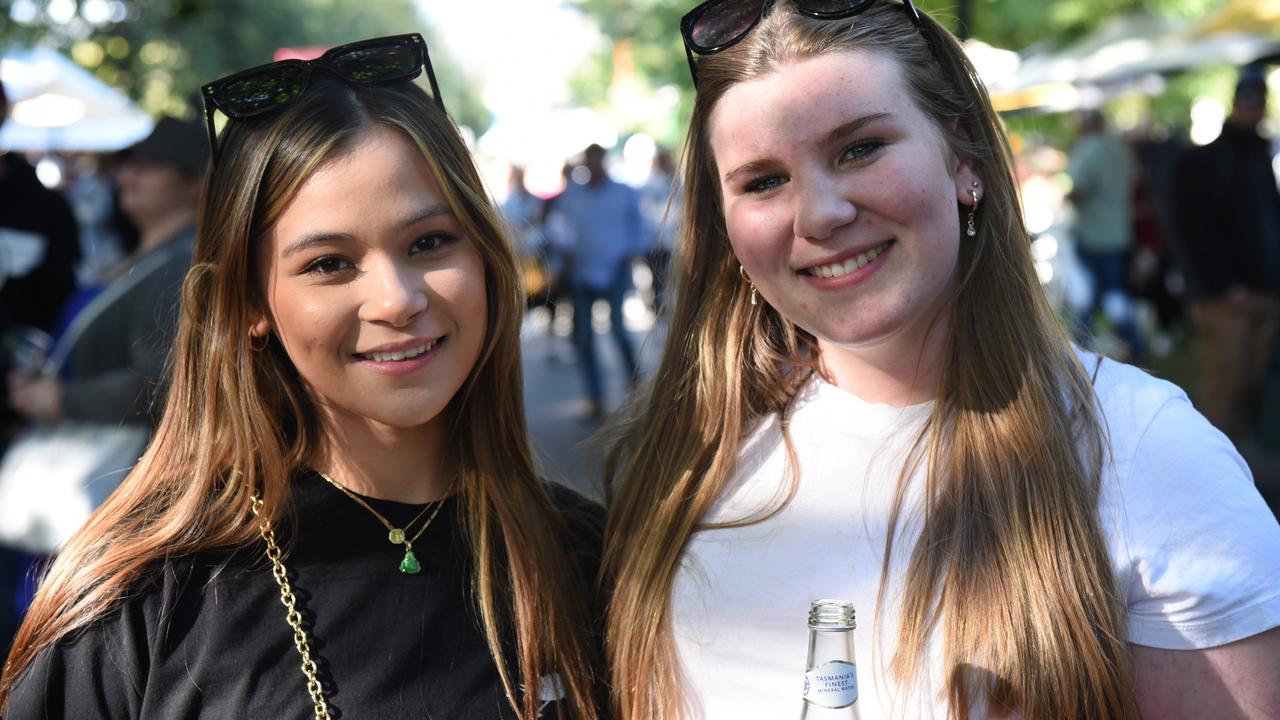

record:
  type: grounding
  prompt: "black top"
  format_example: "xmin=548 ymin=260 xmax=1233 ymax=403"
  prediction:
xmin=4 ymin=472 xmax=603 ymax=719
xmin=0 ymin=152 xmax=80 ymax=336
xmin=1174 ymin=121 xmax=1280 ymax=297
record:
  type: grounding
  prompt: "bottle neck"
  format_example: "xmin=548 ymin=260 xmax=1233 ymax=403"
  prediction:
xmin=805 ymin=627 xmax=856 ymax=670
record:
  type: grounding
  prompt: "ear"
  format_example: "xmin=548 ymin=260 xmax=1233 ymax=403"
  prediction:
xmin=249 ymin=317 xmax=272 ymax=338
xmin=953 ymin=157 xmax=982 ymax=207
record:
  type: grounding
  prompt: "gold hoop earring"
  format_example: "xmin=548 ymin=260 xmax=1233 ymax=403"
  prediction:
xmin=249 ymin=332 xmax=270 ymax=352
xmin=738 ymin=264 xmax=758 ymax=306
xmin=967 ymin=185 xmax=980 ymax=238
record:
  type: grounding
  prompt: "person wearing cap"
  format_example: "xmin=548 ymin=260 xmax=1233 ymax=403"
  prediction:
xmin=1174 ymin=66 xmax=1280 ymax=441
xmin=6 ymin=116 xmax=205 ymax=428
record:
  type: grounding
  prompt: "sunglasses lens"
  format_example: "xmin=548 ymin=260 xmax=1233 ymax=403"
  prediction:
xmin=689 ymin=0 xmax=765 ymax=51
xmin=795 ymin=0 xmax=871 ymax=15
xmin=217 ymin=65 xmax=307 ymax=117
xmin=330 ymin=41 xmax=420 ymax=83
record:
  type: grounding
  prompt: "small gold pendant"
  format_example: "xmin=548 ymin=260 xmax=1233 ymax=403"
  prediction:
xmin=388 ymin=528 xmax=405 ymax=544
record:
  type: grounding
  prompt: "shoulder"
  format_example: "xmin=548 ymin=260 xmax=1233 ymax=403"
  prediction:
xmin=1080 ymin=355 xmax=1280 ymax=650
xmin=1083 ymin=350 xmax=1249 ymax=487
xmin=1088 ymin=354 xmax=1187 ymax=433
xmin=1086 ymin=353 xmax=1250 ymax=483
xmin=4 ymin=556 xmax=219 ymax=719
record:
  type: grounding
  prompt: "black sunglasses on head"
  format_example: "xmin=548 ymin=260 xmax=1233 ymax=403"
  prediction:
xmin=680 ymin=0 xmax=923 ymax=85
xmin=200 ymin=33 xmax=444 ymax=165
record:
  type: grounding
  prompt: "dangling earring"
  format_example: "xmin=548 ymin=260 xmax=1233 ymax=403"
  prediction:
xmin=967 ymin=181 xmax=980 ymax=238
xmin=738 ymin=264 xmax=758 ymax=306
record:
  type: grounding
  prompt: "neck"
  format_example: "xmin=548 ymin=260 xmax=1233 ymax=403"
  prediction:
xmin=815 ymin=306 xmax=950 ymax=407
xmin=136 ymin=210 xmax=194 ymax=253
xmin=312 ymin=410 xmax=451 ymax=504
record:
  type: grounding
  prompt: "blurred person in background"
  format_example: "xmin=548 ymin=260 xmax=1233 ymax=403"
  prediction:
xmin=502 ymin=165 xmax=559 ymax=311
xmin=0 ymin=78 xmax=81 ymax=655
xmin=6 ymin=117 xmax=202 ymax=430
xmin=556 ymin=143 xmax=643 ymax=419
xmin=640 ymin=145 xmax=681 ymax=315
xmin=0 ymin=79 xmax=81 ymax=342
xmin=65 ymin=153 xmax=129 ymax=285
xmin=1 ymin=117 xmax=200 ymax=655
xmin=1068 ymin=109 xmax=1142 ymax=359
xmin=1175 ymin=66 xmax=1280 ymax=441
xmin=1128 ymin=125 xmax=1187 ymax=357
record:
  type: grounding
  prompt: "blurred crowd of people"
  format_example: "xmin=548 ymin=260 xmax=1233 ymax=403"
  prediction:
xmin=501 ymin=142 xmax=680 ymax=419
xmin=1019 ymin=67 xmax=1280 ymax=452
xmin=0 ymin=76 xmax=207 ymax=651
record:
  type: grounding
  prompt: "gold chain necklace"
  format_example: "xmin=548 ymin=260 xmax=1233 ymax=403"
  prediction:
xmin=317 ymin=470 xmax=446 ymax=574
xmin=250 ymin=495 xmax=331 ymax=719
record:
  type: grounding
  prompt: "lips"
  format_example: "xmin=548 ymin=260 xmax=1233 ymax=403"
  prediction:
xmin=799 ymin=240 xmax=895 ymax=278
xmin=353 ymin=337 xmax=443 ymax=362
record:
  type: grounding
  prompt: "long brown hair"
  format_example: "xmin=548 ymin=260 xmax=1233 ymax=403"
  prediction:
xmin=603 ymin=4 xmax=1135 ymax=719
xmin=2 ymin=78 xmax=600 ymax=720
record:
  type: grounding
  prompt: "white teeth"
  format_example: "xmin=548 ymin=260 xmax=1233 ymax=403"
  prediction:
xmin=808 ymin=242 xmax=890 ymax=278
xmin=364 ymin=340 xmax=436 ymax=362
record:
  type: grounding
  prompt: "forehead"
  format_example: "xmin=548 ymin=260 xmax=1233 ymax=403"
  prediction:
xmin=708 ymin=50 xmax=928 ymax=158
xmin=299 ymin=128 xmax=439 ymax=200
xmin=270 ymin=127 xmax=448 ymax=236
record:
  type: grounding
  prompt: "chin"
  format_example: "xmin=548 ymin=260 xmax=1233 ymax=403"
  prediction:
xmin=342 ymin=398 xmax=454 ymax=431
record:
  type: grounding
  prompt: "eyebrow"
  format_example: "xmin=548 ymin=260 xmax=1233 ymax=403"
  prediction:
xmin=281 ymin=203 xmax=455 ymax=258
xmin=721 ymin=112 xmax=894 ymax=185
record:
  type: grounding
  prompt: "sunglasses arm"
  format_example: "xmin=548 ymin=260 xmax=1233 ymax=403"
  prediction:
xmin=201 ymin=93 xmax=221 ymax=166
xmin=684 ymin=45 xmax=700 ymax=90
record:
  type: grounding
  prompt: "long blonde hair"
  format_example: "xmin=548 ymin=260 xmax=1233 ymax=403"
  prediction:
xmin=603 ymin=4 xmax=1135 ymax=719
xmin=2 ymin=78 xmax=600 ymax=720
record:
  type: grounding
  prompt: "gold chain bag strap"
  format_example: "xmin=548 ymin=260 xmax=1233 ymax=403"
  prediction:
xmin=250 ymin=495 xmax=332 ymax=719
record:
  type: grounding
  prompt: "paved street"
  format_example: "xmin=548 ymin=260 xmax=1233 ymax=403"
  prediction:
xmin=521 ymin=300 xmax=663 ymax=502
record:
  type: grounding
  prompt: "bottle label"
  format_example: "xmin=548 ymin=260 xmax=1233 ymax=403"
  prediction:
xmin=803 ymin=660 xmax=858 ymax=709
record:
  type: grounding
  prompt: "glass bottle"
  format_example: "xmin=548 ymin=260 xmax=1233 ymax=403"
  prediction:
xmin=800 ymin=599 xmax=861 ymax=719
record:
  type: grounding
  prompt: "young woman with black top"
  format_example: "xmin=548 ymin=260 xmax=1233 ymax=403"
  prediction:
xmin=1 ymin=34 xmax=603 ymax=720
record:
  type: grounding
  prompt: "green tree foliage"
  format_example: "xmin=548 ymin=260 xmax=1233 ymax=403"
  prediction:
xmin=570 ymin=0 xmax=1232 ymax=144
xmin=1 ymin=0 xmax=490 ymax=131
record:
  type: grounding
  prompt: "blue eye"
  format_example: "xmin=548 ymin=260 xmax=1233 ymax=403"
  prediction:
xmin=745 ymin=175 xmax=787 ymax=194
xmin=842 ymin=140 xmax=885 ymax=163
xmin=302 ymin=256 xmax=354 ymax=276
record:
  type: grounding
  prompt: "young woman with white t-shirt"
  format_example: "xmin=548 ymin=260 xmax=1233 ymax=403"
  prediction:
xmin=601 ymin=2 xmax=1280 ymax=719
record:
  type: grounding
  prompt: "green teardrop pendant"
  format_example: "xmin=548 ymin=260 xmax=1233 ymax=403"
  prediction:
xmin=399 ymin=548 xmax=421 ymax=574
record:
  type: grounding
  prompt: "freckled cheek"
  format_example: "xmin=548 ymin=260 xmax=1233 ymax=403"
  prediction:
xmin=726 ymin=207 xmax=792 ymax=277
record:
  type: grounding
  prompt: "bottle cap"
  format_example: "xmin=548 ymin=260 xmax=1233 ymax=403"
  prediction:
xmin=808 ymin=599 xmax=856 ymax=630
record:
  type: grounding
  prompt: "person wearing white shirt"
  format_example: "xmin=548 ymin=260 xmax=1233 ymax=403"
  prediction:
xmin=602 ymin=2 xmax=1280 ymax=719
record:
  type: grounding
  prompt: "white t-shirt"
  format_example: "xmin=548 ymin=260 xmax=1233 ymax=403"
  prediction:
xmin=671 ymin=355 xmax=1280 ymax=719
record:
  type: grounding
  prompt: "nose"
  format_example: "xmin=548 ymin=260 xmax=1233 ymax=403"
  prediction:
xmin=792 ymin=172 xmax=857 ymax=241
xmin=359 ymin=258 xmax=429 ymax=327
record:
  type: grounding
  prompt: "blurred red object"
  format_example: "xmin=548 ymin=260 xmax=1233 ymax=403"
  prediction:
xmin=273 ymin=46 xmax=331 ymax=62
